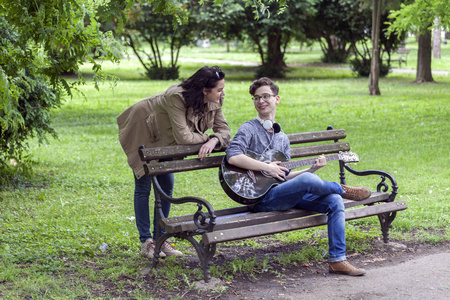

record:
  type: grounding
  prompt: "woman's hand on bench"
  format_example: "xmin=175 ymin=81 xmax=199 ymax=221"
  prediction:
xmin=198 ymin=137 xmax=219 ymax=160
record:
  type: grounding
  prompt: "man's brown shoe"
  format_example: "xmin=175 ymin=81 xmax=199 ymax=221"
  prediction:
xmin=329 ymin=260 xmax=366 ymax=276
xmin=341 ymin=184 xmax=371 ymax=201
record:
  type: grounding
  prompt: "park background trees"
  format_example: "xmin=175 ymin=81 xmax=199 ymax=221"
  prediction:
xmin=305 ymin=0 xmax=368 ymax=64
xmin=121 ymin=0 xmax=404 ymax=80
xmin=0 ymin=0 xmax=123 ymax=184
xmin=387 ymin=0 xmax=450 ymax=83
xmin=123 ymin=0 xmax=197 ymax=80
xmin=240 ymin=0 xmax=314 ymax=78
xmin=121 ymin=0 xmax=314 ymax=79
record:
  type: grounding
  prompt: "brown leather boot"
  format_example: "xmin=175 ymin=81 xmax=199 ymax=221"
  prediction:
xmin=329 ymin=260 xmax=366 ymax=276
xmin=341 ymin=184 xmax=371 ymax=201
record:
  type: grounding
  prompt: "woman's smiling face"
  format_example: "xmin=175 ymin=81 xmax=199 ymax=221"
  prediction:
xmin=204 ymin=79 xmax=225 ymax=104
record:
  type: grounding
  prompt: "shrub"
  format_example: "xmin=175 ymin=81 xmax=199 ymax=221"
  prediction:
xmin=0 ymin=17 xmax=60 ymax=186
xmin=350 ymin=58 xmax=391 ymax=77
xmin=255 ymin=63 xmax=287 ymax=79
xmin=146 ymin=66 xmax=180 ymax=80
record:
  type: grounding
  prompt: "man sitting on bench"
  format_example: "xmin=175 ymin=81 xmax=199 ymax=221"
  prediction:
xmin=225 ymin=77 xmax=371 ymax=276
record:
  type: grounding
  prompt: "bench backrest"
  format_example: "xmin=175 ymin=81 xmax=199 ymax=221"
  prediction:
xmin=139 ymin=128 xmax=349 ymax=177
xmin=397 ymin=48 xmax=410 ymax=54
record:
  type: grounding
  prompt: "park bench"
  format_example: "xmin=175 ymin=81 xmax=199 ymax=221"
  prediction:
xmin=138 ymin=126 xmax=406 ymax=282
xmin=395 ymin=48 xmax=410 ymax=67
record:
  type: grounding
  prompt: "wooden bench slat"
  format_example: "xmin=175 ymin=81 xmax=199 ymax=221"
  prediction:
xmin=203 ymin=200 xmax=407 ymax=244
xmin=144 ymin=155 xmax=224 ymax=176
xmin=139 ymin=130 xmax=346 ymax=161
xmin=162 ymin=206 xmax=251 ymax=225
xmin=163 ymin=192 xmax=389 ymax=234
xmin=290 ymin=142 xmax=350 ymax=158
xmin=143 ymin=142 xmax=350 ymax=176
xmin=287 ymin=129 xmax=346 ymax=144
xmin=139 ymin=144 xmax=214 ymax=161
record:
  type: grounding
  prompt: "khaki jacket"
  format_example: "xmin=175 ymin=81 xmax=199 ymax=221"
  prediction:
xmin=117 ymin=85 xmax=231 ymax=179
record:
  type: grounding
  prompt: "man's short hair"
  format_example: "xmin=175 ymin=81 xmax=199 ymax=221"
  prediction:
xmin=249 ymin=77 xmax=279 ymax=96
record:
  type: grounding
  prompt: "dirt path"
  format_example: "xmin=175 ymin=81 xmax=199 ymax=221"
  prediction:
xmin=228 ymin=250 xmax=450 ymax=300
xmin=189 ymin=241 xmax=449 ymax=300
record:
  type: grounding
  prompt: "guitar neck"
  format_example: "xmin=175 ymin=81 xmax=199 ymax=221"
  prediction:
xmin=281 ymin=154 xmax=340 ymax=170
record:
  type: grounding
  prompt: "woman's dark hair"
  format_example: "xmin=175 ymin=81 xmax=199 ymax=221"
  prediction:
xmin=180 ymin=66 xmax=225 ymax=114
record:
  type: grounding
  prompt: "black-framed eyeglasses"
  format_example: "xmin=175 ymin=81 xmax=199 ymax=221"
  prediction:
xmin=252 ymin=93 xmax=277 ymax=103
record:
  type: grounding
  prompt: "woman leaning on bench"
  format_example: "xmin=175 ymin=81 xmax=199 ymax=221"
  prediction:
xmin=117 ymin=66 xmax=231 ymax=259
xmin=225 ymin=77 xmax=371 ymax=276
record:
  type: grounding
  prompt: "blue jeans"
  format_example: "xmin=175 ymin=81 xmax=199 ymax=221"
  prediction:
xmin=253 ymin=172 xmax=346 ymax=262
xmin=134 ymin=172 xmax=174 ymax=243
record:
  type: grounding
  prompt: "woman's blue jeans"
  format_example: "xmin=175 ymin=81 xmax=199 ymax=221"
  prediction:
xmin=253 ymin=172 xmax=346 ymax=262
xmin=134 ymin=172 xmax=174 ymax=243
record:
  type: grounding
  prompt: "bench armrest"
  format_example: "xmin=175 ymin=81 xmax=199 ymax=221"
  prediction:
xmin=152 ymin=176 xmax=217 ymax=232
xmin=343 ymin=165 xmax=399 ymax=202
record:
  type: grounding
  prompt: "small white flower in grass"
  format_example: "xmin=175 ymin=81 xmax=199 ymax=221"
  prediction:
xmin=126 ymin=216 xmax=135 ymax=221
xmin=99 ymin=243 xmax=108 ymax=252
xmin=429 ymin=190 xmax=432 ymax=194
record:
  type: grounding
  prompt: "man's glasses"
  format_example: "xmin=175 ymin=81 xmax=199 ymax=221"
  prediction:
xmin=252 ymin=93 xmax=277 ymax=102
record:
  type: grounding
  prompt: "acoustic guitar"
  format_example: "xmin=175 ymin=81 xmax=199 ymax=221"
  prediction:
xmin=219 ymin=150 xmax=359 ymax=205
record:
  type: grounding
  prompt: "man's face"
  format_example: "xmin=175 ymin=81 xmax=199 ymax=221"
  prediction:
xmin=252 ymin=85 xmax=280 ymax=117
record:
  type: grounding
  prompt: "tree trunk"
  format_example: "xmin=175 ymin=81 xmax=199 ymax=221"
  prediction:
xmin=369 ymin=0 xmax=381 ymax=96
xmin=251 ymin=35 xmax=265 ymax=65
xmin=433 ymin=18 xmax=441 ymax=59
xmin=416 ymin=28 xmax=434 ymax=83
xmin=263 ymin=27 xmax=287 ymax=78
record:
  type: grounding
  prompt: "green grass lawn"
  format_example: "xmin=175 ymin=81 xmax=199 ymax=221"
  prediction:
xmin=1 ymin=53 xmax=449 ymax=298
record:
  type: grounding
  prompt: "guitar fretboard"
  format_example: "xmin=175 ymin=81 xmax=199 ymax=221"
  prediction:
xmin=281 ymin=154 xmax=340 ymax=170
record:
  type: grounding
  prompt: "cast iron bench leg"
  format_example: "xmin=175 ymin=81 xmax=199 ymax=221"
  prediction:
xmin=152 ymin=233 xmax=172 ymax=268
xmin=183 ymin=235 xmax=217 ymax=283
xmin=378 ymin=211 xmax=398 ymax=243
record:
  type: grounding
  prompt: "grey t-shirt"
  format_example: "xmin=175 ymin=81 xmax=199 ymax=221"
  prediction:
xmin=226 ymin=119 xmax=290 ymax=161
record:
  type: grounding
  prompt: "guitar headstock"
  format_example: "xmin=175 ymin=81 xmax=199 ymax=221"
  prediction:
xmin=338 ymin=151 xmax=359 ymax=164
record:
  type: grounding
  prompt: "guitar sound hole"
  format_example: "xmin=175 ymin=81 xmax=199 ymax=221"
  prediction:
xmin=261 ymin=171 xmax=271 ymax=178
